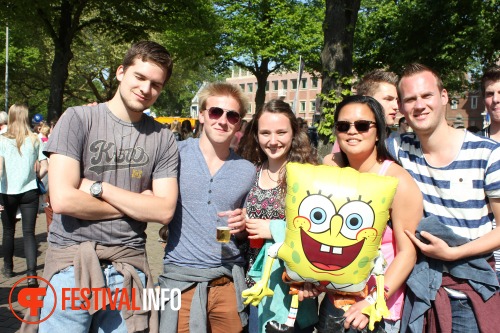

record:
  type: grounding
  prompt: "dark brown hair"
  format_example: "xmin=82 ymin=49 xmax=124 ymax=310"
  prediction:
xmin=122 ymin=41 xmax=173 ymax=84
xmin=481 ymin=65 xmax=500 ymax=97
xmin=238 ymin=99 xmax=317 ymax=195
xmin=356 ymin=69 xmax=398 ymax=96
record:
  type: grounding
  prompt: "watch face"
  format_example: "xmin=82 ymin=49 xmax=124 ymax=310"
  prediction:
xmin=91 ymin=182 xmax=102 ymax=197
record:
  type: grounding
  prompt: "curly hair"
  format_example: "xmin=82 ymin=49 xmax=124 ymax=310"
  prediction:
xmin=238 ymin=99 xmax=317 ymax=196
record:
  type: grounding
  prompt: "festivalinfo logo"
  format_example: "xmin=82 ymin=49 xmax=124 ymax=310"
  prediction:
xmin=9 ymin=276 xmax=181 ymax=324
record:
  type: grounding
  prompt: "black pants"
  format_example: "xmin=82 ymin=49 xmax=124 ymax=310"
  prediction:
xmin=1 ymin=189 xmax=39 ymax=276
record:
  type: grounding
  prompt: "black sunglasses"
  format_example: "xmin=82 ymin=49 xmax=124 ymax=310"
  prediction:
xmin=207 ymin=107 xmax=241 ymax=125
xmin=335 ymin=120 xmax=376 ymax=133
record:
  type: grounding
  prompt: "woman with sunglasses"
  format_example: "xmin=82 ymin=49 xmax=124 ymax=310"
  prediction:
xmin=238 ymin=99 xmax=318 ymax=332
xmin=320 ymin=95 xmax=422 ymax=333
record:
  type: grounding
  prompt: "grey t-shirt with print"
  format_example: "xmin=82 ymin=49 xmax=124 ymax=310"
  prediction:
xmin=44 ymin=103 xmax=178 ymax=249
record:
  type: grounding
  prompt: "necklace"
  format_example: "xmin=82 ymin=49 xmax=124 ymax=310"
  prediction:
xmin=266 ymin=161 xmax=285 ymax=183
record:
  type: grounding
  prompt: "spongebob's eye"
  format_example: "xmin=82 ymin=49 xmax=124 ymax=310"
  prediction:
xmin=345 ymin=213 xmax=363 ymax=230
xmin=338 ymin=200 xmax=374 ymax=239
xmin=310 ymin=207 xmax=327 ymax=224
xmin=298 ymin=194 xmax=336 ymax=233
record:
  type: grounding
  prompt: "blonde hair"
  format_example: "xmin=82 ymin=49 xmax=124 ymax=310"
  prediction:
xmin=4 ymin=104 xmax=39 ymax=154
xmin=171 ymin=120 xmax=181 ymax=133
xmin=198 ymin=82 xmax=249 ymax=118
xmin=40 ymin=124 xmax=51 ymax=137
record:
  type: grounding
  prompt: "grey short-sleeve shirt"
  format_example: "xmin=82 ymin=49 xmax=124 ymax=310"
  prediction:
xmin=44 ymin=103 xmax=178 ymax=249
xmin=164 ymin=138 xmax=256 ymax=268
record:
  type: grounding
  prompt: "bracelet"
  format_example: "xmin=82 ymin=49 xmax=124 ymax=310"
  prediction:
xmin=365 ymin=293 xmax=376 ymax=305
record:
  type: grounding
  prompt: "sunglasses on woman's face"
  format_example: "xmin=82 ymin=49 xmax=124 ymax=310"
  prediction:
xmin=335 ymin=120 xmax=376 ymax=133
xmin=206 ymin=107 xmax=241 ymax=125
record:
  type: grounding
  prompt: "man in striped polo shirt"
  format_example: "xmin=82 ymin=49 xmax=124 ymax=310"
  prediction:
xmin=387 ymin=63 xmax=500 ymax=332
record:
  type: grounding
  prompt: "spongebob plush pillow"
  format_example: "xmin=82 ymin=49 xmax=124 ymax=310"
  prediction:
xmin=278 ymin=162 xmax=398 ymax=293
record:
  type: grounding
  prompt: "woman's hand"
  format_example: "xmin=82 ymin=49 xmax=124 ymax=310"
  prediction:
xmin=298 ymin=282 xmax=321 ymax=301
xmin=246 ymin=218 xmax=272 ymax=239
xmin=343 ymin=300 xmax=370 ymax=331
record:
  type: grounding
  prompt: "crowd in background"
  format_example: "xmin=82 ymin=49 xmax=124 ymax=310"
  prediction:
xmin=0 ymin=39 xmax=499 ymax=333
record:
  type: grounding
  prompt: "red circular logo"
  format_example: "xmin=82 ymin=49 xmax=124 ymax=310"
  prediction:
xmin=9 ymin=276 xmax=57 ymax=324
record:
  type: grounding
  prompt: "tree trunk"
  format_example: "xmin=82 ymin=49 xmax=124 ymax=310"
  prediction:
xmin=321 ymin=0 xmax=361 ymax=97
xmin=254 ymin=58 xmax=271 ymax=113
xmin=42 ymin=0 xmax=82 ymax=122
xmin=48 ymin=45 xmax=73 ymax=122
xmin=317 ymin=0 xmax=361 ymax=148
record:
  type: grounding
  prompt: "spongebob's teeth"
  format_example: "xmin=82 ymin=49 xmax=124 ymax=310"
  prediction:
xmin=332 ymin=247 xmax=342 ymax=255
xmin=320 ymin=244 xmax=330 ymax=253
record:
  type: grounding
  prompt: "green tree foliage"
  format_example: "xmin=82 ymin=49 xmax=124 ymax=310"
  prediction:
xmin=355 ymin=0 xmax=500 ymax=91
xmin=0 ymin=0 xmax=216 ymax=121
xmin=65 ymin=32 xmax=128 ymax=107
xmin=0 ymin=19 xmax=52 ymax=118
xmin=215 ymin=0 xmax=323 ymax=112
xmin=155 ymin=2 xmax=225 ymax=117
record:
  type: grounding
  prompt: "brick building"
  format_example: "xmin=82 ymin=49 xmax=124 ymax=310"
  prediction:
xmin=190 ymin=68 xmax=322 ymax=125
xmin=191 ymin=69 xmax=488 ymax=131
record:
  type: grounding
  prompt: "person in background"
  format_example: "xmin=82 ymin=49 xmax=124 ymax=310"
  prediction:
xmin=397 ymin=116 xmax=411 ymax=134
xmin=181 ymin=119 xmax=194 ymax=140
xmin=356 ymin=69 xmax=399 ymax=134
xmin=478 ymin=65 xmax=500 ymax=282
xmin=0 ymin=104 xmax=48 ymax=286
xmin=171 ymin=119 xmax=182 ymax=141
xmin=31 ymin=113 xmax=44 ymax=138
xmin=193 ymin=119 xmax=203 ymax=138
xmin=307 ymin=123 xmax=319 ymax=149
xmin=230 ymin=119 xmax=248 ymax=152
xmin=480 ymin=65 xmax=500 ymax=142
xmin=159 ymin=82 xmax=255 ymax=333
xmin=35 ymin=41 xmax=179 ymax=333
xmin=321 ymin=95 xmax=422 ymax=332
xmin=0 ymin=111 xmax=8 ymax=134
xmin=43 ymin=119 xmax=59 ymax=230
xmin=0 ymin=111 xmax=7 ymax=217
xmin=39 ymin=123 xmax=50 ymax=143
xmin=388 ymin=63 xmax=500 ymax=332
xmin=333 ymin=69 xmax=400 ymax=153
xmin=49 ymin=119 xmax=57 ymax=135
xmin=238 ymin=99 xmax=318 ymax=332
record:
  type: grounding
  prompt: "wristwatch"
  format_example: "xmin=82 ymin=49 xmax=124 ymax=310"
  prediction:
xmin=90 ymin=181 xmax=103 ymax=198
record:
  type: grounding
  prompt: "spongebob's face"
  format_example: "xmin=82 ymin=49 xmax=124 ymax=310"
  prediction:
xmin=279 ymin=163 xmax=398 ymax=286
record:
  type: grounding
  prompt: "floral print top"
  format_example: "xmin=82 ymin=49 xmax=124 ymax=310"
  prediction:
xmin=245 ymin=167 xmax=285 ymax=287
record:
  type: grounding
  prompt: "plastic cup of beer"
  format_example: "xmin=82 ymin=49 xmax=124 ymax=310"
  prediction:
xmin=249 ymin=237 xmax=264 ymax=249
xmin=246 ymin=214 xmax=264 ymax=248
xmin=216 ymin=213 xmax=231 ymax=243
xmin=216 ymin=227 xmax=231 ymax=243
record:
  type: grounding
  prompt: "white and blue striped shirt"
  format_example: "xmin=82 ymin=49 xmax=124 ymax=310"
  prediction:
xmin=387 ymin=131 xmax=500 ymax=241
